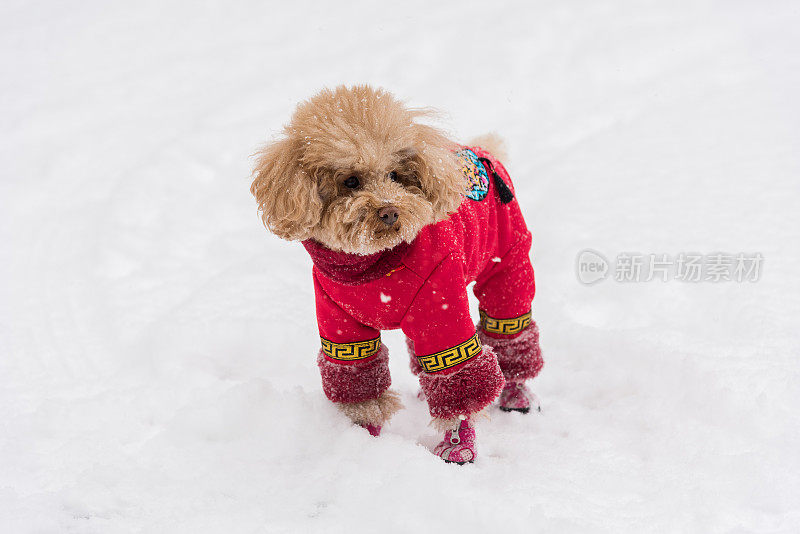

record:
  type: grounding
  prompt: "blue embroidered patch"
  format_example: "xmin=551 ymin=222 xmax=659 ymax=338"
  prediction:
xmin=455 ymin=149 xmax=489 ymax=201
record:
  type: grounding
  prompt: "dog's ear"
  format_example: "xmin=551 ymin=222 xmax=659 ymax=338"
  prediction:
xmin=250 ymin=137 xmax=323 ymax=241
xmin=409 ymin=123 xmax=467 ymax=222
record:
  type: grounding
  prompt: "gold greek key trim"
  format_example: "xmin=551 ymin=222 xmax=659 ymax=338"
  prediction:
xmin=416 ymin=334 xmax=482 ymax=373
xmin=479 ymin=309 xmax=531 ymax=335
xmin=321 ymin=336 xmax=381 ymax=361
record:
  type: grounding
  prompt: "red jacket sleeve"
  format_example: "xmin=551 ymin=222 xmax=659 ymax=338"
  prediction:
xmin=312 ymin=269 xmax=389 ymax=404
xmin=313 ymin=270 xmax=379 ymax=344
xmin=401 ymin=253 xmax=476 ymax=359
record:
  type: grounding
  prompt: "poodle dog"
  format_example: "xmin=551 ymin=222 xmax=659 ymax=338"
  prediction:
xmin=251 ymin=85 xmax=542 ymax=464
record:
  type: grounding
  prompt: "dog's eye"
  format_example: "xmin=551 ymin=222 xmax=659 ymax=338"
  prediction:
xmin=343 ymin=176 xmax=360 ymax=189
xmin=388 ymin=171 xmax=398 ymax=182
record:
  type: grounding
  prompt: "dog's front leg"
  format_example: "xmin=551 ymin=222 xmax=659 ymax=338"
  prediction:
xmin=316 ymin=343 xmax=402 ymax=436
xmin=402 ymin=254 xmax=505 ymax=463
xmin=313 ymin=275 xmax=402 ymax=436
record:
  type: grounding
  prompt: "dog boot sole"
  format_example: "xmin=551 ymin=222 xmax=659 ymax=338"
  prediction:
xmin=499 ymin=406 xmax=532 ymax=414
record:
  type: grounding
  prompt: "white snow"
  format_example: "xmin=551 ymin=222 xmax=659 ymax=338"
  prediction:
xmin=380 ymin=292 xmax=392 ymax=304
xmin=2 ymin=1 xmax=800 ymax=532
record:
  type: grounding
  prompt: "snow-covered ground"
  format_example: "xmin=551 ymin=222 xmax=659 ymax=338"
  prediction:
xmin=2 ymin=1 xmax=799 ymax=532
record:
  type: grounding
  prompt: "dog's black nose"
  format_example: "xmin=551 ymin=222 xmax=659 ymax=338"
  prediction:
xmin=377 ymin=206 xmax=399 ymax=226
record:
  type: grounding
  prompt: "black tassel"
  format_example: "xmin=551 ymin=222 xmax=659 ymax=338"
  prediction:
xmin=479 ymin=158 xmax=515 ymax=204
xmin=493 ymin=172 xmax=515 ymax=204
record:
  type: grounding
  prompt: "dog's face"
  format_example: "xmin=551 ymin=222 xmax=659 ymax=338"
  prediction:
xmin=251 ymin=86 xmax=466 ymax=254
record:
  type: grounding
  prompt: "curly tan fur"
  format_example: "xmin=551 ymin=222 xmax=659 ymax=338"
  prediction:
xmin=468 ymin=132 xmax=508 ymax=162
xmin=251 ymin=85 xmax=467 ymax=254
xmin=430 ymin=409 xmax=490 ymax=433
xmin=337 ymin=389 xmax=404 ymax=427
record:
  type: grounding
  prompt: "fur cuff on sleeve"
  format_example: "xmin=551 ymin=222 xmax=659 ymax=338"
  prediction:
xmin=405 ymin=336 xmax=423 ymax=376
xmin=317 ymin=344 xmax=391 ymax=404
xmin=419 ymin=345 xmax=504 ymax=420
xmin=477 ymin=321 xmax=543 ymax=381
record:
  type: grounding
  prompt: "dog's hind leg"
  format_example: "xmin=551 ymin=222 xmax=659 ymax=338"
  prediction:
xmin=473 ymin=235 xmax=543 ymax=413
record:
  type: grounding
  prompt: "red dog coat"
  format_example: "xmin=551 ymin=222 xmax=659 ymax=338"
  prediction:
xmin=303 ymin=147 xmax=540 ymax=419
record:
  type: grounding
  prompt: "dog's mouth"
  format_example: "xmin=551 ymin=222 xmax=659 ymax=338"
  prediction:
xmin=373 ymin=223 xmax=402 ymax=238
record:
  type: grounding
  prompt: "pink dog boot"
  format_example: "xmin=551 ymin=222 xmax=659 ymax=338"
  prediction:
xmin=433 ymin=419 xmax=476 ymax=465
xmin=361 ymin=423 xmax=382 ymax=437
xmin=498 ymin=381 xmax=541 ymax=413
